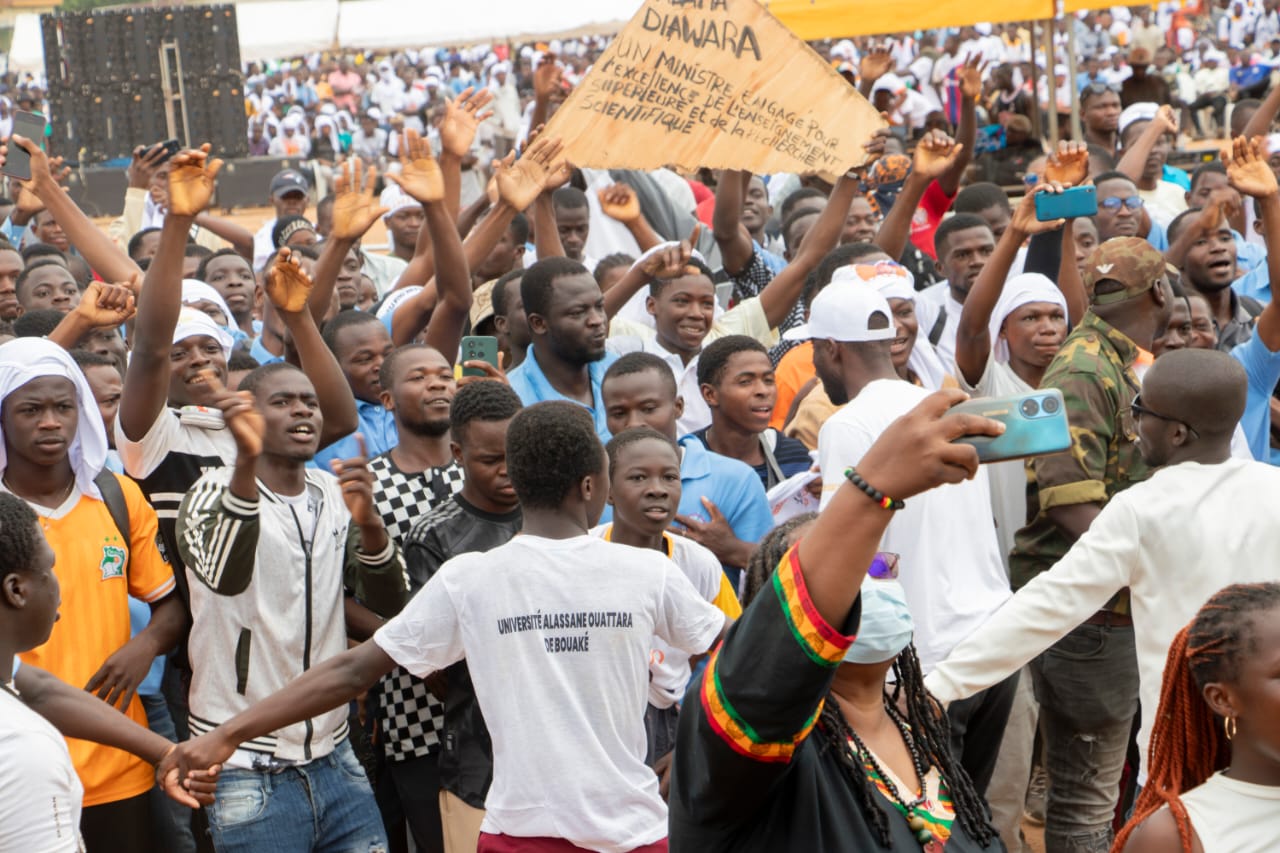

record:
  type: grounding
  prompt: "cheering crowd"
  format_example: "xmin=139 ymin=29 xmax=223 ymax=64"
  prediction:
xmin=3 ymin=3 xmax=1280 ymax=853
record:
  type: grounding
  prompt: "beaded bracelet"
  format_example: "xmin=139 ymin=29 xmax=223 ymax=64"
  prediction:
xmin=843 ymin=468 xmax=905 ymax=511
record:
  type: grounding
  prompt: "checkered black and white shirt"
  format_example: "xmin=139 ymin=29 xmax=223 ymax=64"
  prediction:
xmin=369 ymin=451 xmax=464 ymax=760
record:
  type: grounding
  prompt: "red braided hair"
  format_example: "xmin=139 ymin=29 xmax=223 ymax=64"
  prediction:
xmin=1112 ymin=582 xmax=1280 ymax=852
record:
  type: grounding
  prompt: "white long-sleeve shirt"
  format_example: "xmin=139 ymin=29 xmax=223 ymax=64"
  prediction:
xmin=926 ymin=459 xmax=1280 ymax=777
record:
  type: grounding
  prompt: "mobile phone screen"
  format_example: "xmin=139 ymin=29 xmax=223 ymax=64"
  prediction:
xmin=5 ymin=111 xmax=48 ymax=181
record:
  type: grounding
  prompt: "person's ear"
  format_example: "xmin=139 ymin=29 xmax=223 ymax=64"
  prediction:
xmin=526 ymin=312 xmax=548 ymax=336
xmin=1172 ymin=422 xmax=1192 ymax=446
xmin=1202 ymin=681 xmax=1239 ymax=722
xmin=379 ymin=388 xmax=394 ymax=411
xmin=672 ymin=394 xmax=685 ymax=420
xmin=646 ymin=295 xmax=657 ymax=317
xmin=700 ymin=382 xmax=718 ymax=408
xmin=449 ymin=440 xmax=464 ymax=466
xmin=1152 ymin=278 xmax=1169 ymax=308
xmin=1 ymin=572 xmax=27 ymax=609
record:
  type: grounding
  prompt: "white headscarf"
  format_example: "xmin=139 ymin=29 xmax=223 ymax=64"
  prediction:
xmin=989 ymin=273 xmax=1068 ymax=363
xmin=174 ymin=305 xmax=234 ymax=361
xmin=0 ymin=338 xmax=108 ymax=499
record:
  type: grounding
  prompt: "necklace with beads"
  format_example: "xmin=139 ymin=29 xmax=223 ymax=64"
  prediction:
xmin=846 ymin=701 xmax=943 ymax=850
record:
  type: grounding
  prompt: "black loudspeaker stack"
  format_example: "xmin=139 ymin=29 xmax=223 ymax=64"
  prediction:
xmin=41 ymin=5 xmax=248 ymax=165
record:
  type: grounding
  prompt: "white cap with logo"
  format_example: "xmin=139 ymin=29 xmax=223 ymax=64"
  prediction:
xmin=782 ymin=282 xmax=897 ymax=343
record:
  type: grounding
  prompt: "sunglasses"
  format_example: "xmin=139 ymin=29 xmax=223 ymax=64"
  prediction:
xmin=868 ymin=552 xmax=900 ymax=580
xmin=1099 ymin=196 xmax=1145 ymax=211
xmin=1131 ymin=393 xmax=1200 ymax=439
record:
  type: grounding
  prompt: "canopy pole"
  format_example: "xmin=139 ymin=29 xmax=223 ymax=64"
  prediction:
xmin=1028 ymin=20 xmax=1043 ymax=143
xmin=1042 ymin=18 xmax=1058 ymax=146
xmin=1066 ymin=16 xmax=1083 ymax=142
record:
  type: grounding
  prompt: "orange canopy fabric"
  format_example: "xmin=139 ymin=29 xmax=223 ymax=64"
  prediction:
xmin=761 ymin=0 xmax=1054 ymax=41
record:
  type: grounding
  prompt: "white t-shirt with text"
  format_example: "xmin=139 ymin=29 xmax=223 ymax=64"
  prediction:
xmin=373 ymin=534 xmax=724 ymax=853
xmin=0 ymin=669 xmax=84 ymax=853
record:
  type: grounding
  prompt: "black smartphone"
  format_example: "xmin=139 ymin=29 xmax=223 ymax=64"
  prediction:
xmin=4 ymin=111 xmax=48 ymax=181
xmin=946 ymin=390 xmax=1071 ymax=463
xmin=460 ymin=335 xmax=500 ymax=377
xmin=144 ymin=138 xmax=180 ymax=164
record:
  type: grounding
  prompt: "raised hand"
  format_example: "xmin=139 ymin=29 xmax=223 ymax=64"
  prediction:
xmin=386 ymin=129 xmax=443 ymax=204
xmin=957 ymin=54 xmax=987 ymax=101
xmin=638 ymin=224 xmax=701 ymax=279
xmin=533 ymin=53 xmax=565 ymax=101
xmin=1044 ymin=139 xmax=1089 ymax=187
xmin=1011 ymin=183 xmax=1069 ymax=234
xmin=72 ymin=280 xmax=136 ymax=326
xmin=330 ymin=434 xmax=379 ymax=527
xmin=439 ymin=86 xmax=495 ymax=158
xmin=493 ymin=135 xmax=567 ymax=211
xmin=166 ymin=144 xmax=223 ymax=217
xmin=859 ymin=44 xmax=894 ymax=84
xmin=331 ymin=159 xmax=389 ymax=241
xmin=457 ymin=354 xmax=508 ymax=388
xmin=127 ymin=142 xmax=170 ymax=191
xmin=598 ymin=184 xmax=642 ymax=223
xmin=1153 ymin=104 xmax=1179 ymax=137
xmin=264 ymin=247 xmax=314 ymax=314
xmin=912 ymin=130 xmax=964 ymax=181
xmin=200 ymin=368 xmax=265 ymax=458
xmin=1224 ymin=135 xmax=1278 ymax=199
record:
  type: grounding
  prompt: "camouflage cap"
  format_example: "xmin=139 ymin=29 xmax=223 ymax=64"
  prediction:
xmin=1084 ymin=237 xmax=1167 ymax=306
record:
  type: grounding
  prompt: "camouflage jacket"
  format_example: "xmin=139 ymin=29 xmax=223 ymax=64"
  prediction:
xmin=1010 ymin=312 xmax=1152 ymax=611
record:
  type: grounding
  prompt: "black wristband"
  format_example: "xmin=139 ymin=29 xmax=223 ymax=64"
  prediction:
xmin=843 ymin=468 xmax=905 ymax=511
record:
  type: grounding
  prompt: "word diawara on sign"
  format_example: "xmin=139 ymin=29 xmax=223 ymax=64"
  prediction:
xmin=541 ymin=0 xmax=888 ymax=181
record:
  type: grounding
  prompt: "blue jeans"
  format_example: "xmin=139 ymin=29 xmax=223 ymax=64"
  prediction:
xmin=206 ymin=739 xmax=388 ymax=853
xmin=1030 ymin=622 xmax=1139 ymax=853
xmin=143 ymin=692 xmax=197 ymax=853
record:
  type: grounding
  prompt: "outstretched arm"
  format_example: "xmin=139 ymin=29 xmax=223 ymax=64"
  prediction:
xmin=307 ymin=159 xmax=388 ymax=323
xmin=1225 ymin=135 xmax=1280 ymax=350
xmin=118 ymin=145 xmax=223 ymax=441
xmin=12 ymin=136 xmax=140 ymax=284
xmin=874 ymin=130 xmax=965 ymax=260
xmin=940 ymin=55 xmax=984 ymax=196
xmin=1116 ymin=106 xmax=1178 ymax=187
xmin=756 ymin=175 xmax=859 ymax=329
xmin=955 ymin=184 xmax=1066 ymax=386
xmin=712 ymin=170 xmax=754 ymax=275
xmin=266 ymin=248 xmax=359 ymax=447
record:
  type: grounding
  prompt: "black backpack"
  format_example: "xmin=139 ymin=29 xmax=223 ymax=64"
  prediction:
xmin=94 ymin=469 xmax=131 ymax=572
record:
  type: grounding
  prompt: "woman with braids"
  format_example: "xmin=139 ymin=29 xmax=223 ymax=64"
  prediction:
xmin=668 ymin=389 xmax=1006 ymax=852
xmin=1117 ymin=582 xmax=1280 ymax=853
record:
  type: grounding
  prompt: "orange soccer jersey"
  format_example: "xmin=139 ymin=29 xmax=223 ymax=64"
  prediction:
xmin=19 ymin=475 xmax=176 ymax=807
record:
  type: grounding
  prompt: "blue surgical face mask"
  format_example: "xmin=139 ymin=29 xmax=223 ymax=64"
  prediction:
xmin=843 ymin=577 xmax=914 ymax=665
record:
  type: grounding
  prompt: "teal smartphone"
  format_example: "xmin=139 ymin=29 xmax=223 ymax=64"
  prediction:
xmin=460 ymin=335 xmax=500 ymax=377
xmin=946 ymin=389 xmax=1071 ymax=463
xmin=1035 ymin=186 xmax=1097 ymax=221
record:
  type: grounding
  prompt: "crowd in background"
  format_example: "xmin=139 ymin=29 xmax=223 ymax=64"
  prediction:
xmin=1 ymin=3 xmax=1279 ymax=853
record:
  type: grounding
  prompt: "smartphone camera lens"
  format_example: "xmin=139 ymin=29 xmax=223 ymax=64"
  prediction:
xmin=1042 ymin=396 xmax=1060 ymax=415
xmin=1020 ymin=398 xmax=1040 ymax=418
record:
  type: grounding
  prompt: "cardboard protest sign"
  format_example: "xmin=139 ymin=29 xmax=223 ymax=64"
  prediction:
xmin=541 ymin=0 xmax=888 ymax=181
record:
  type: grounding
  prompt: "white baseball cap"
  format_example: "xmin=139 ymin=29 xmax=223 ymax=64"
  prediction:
xmin=380 ymin=183 xmax=420 ymax=220
xmin=783 ymin=282 xmax=896 ymax=343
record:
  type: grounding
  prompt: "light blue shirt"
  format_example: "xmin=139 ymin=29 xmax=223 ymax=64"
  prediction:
xmin=599 ymin=436 xmax=774 ymax=588
xmin=311 ymin=398 xmax=398 ymax=470
xmin=507 ymin=345 xmax=619 ymax=442
xmin=1234 ymin=262 xmax=1271 ymax=306
xmin=249 ymin=336 xmax=284 ymax=366
xmin=1230 ymin=332 xmax=1280 ymax=463
xmin=128 ymin=598 xmax=165 ymax=697
xmin=1234 ymin=230 xmax=1266 ymax=279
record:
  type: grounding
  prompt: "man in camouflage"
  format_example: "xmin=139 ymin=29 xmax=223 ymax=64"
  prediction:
xmin=1009 ymin=237 xmax=1174 ymax=853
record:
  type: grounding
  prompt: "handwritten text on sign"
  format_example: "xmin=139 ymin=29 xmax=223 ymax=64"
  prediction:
xmin=543 ymin=0 xmax=886 ymax=180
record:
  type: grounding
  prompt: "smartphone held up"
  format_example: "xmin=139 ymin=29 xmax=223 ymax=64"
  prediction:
xmin=946 ymin=390 xmax=1071 ymax=464
xmin=2 ymin=111 xmax=48 ymax=181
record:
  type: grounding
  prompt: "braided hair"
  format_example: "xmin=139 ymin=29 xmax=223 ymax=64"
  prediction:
xmin=1115 ymin=582 xmax=1280 ymax=853
xmin=742 ymin=524 xmax=999 ymax=849
xmin=814 ymin=644 xmax=998 ymax=848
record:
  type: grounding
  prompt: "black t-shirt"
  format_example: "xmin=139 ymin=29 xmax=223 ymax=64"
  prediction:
xmin=403 ymin=493 xmax=522 ymax=807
